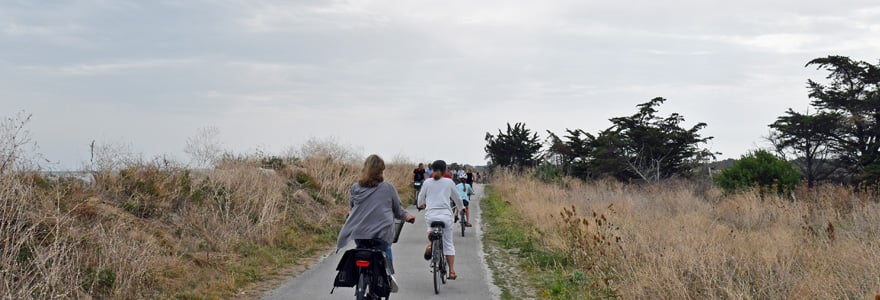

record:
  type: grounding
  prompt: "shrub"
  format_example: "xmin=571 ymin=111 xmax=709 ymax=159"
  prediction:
xmin=714 ymin=150 xmax=801 ymax=194
xmin=260 ymin=156 xmax=287 ymax=170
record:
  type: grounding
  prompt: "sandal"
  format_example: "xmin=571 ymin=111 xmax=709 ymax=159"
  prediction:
xmin=423 ymin=244 xmax=432 ymax=260
xmin=466 ymin=223 xmax=473 ymax=227
xmin=447 ymin=272 xmax=457 ymax=280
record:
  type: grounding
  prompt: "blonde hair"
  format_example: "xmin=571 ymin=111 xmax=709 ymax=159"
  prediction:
xmin=358 ymin=154 xmax=385 ymax=187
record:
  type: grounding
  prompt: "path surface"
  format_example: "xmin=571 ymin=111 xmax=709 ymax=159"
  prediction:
xmin=262 ymin=184 xmax=499 ymax=300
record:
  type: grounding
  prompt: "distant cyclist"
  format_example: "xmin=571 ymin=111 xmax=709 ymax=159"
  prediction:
xmin=454 ymin=177 xmax=473 ymax=227
xmin=417 ymin=160 xmax=463 ymax=280
xmin=465 ymin=167 xmax=474 ymax=187
xmin=413 ymin=163 xmax=426 ymax=196
xmin=455 ymin=167 xmax=466 ymax=181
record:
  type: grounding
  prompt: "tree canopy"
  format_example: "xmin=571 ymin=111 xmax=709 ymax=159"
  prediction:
xmin=484 ymin=122 xmax=542 ymax=169
xmin=542 ymin=97 xmax=716 ymax=182
xmin=769 ymin=55 xmax=880 ymax=185
xmin=768 ymin=109 xmax=840 ymax=187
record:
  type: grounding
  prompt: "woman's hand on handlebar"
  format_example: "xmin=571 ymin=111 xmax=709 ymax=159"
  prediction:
xmin=405 ymin=214 xmax=416 ymax=223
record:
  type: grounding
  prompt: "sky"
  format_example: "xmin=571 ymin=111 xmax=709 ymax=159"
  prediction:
xmin=2 ymin=0 xmax=880 ymax=170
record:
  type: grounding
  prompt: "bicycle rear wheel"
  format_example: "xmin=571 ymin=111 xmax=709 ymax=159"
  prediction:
xmin=432 ymin=239 xmax=441 ymax=294
xmin=460 ymin=210 xmax=466 ymax=237
xmin=356 ymin=272 xmax=366 ymax=300
xmin=439 ymin=244 xmax=447 ymax=285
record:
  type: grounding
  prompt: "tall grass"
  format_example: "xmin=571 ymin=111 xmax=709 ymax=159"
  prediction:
xmin=489 ymin=170 xmax=880 ymax=299
xmin=0 ymin=137 xmax=416 ymax=298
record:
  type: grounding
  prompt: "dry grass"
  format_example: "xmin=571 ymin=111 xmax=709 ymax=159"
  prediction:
xmin=490 ymin=170 xmax=880 ymax=299
xmin=0 ymin=141 xmax=416 ymax=299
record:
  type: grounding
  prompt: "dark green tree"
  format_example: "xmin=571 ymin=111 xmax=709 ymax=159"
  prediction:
xmin=590 ymin=97 xmax=716 ymax=182
xmin=768 ymin=109 xmax=840 ymax=187
xmin=545 ymin=129 xmax=594 ymax=178
xmin=805 ymin=55 xmax=880 ymax=184
xmin=715 ymin=150 xmax=801 ymax=194
xmin=586 ymin=128 xmax=632 ymax=180
xmin=545 ymin=131 xmax=573 ymax=174
xmin=484 ymin=122 xmax=542 ymax=169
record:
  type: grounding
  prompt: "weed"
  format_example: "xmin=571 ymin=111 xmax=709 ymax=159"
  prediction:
xmin=81 ymin=267 xmax=116 ymax=295
xmin=488 ymin=169 xmax=880 ymax=299
xmin=1 ymin=136 xmax=417 ymax=298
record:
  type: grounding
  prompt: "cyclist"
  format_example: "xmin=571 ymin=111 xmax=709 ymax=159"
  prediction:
xmin=413 ymin=163 xmax=426 ymax=196
xmin=454 ymin=177 xmax=473 ymax=227
xmin=336 ymin=154 xmax=416 ymax=291
xmin=455 ymin=167 xmax=466 ymax=181
xmin=465 ymin=167 xmax=474 ymax=187
xmin=417 ymin=160 xmax=463 ymax=280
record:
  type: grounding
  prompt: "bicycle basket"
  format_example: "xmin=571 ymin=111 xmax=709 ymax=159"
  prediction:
xmin=392 ymin=219 xmax=404 ymax=243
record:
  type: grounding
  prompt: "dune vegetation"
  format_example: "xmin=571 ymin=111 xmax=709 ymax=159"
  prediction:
xmin=0 ymin=129 xmax=417 ymax=299
xmin=484 ymin=170 xmax=880 ymax=299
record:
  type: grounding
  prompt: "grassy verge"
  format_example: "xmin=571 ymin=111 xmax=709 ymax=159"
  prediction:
xmin=481 ymin=186 xmax=617 ymax=299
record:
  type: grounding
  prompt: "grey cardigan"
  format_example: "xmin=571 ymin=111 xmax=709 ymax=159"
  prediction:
xmin=336 ymin=182 xmax=408 ymax=250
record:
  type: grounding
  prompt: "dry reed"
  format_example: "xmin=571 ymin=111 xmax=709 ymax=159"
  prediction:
xmin=490 ymin=170 xmax=880 ymax=299
xmin=0 ymin=140 xmax=417 ymax=298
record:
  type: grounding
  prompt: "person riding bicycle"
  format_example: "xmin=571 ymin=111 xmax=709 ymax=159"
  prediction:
xmin=454 ymin=177 xmax=473 ymax=227
xmin=336 ymin=154 xmax=416 ymax=291
xmin=413 ymin=163 xmax=426 ymax=195
xmin=417 ymin=160 xmax=464 ymax=280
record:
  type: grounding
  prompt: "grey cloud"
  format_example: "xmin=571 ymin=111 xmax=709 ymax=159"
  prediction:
xmin=2 ymin=0 xmax=880 ymax=168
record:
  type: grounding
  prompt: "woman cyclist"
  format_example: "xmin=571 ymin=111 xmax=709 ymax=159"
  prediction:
xmin=417 ymin=160 xmax=464 ymax=280
xmin=336 ymin=154 xmax=416 ymax=290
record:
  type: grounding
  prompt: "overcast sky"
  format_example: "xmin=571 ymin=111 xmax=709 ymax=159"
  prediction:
xmin=2 ymin=1 xmax=880 ymax=170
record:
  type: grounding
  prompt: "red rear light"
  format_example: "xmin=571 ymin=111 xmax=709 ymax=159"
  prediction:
xmin=355 ymin=260 xmax=370 ymax=268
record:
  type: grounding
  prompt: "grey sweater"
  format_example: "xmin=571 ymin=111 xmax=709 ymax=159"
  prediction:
xmin=336 ymin=182 xmax=408 ymax=250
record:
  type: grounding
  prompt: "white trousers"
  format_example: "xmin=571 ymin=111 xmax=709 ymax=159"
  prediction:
xmin=425 ymin=215 xmax=455 ymax=256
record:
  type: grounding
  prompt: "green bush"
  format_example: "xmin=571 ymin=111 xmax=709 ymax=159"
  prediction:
xmin=534 ymin=162 xmax=564 ymax=184
xmin=715 ymin=150 xmax=801 ymax=194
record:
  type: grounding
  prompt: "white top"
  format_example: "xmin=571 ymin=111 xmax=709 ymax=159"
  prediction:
xmin=417 ymin=177 xmax=463 ymax=220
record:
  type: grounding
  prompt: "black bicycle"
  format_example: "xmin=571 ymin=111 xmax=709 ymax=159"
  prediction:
xmin=429 ymin=221 xmax=448 ymax=294
xmin=333 ymin=219 xmax=412 ymax=300
xmin=354 ymin=241 xmax=390 ymax=300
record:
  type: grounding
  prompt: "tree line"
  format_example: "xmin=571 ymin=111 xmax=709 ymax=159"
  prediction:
xmin=485 ymin=55 xmax=880 ymax=191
